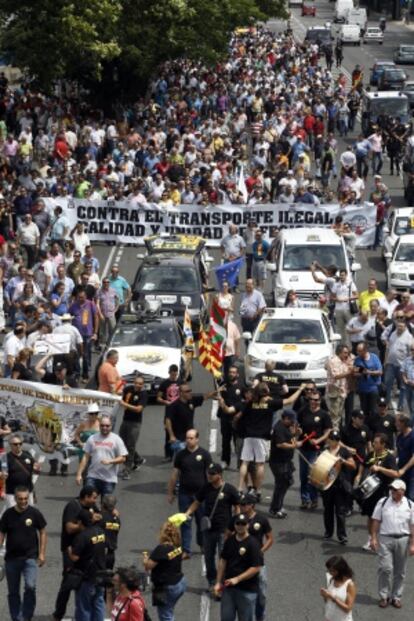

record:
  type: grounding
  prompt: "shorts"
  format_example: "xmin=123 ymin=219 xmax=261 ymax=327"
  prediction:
xmin=241 ymin=438 xmax=268 ymax=463
xmin=252 ymin=260 xmax=267 ymax=282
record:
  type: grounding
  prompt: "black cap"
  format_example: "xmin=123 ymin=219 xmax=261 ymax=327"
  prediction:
xmin=208 ymin=463 xmax=223 ymax=475
xmin=240 ymin=492 xmax=257 ymax=505
xmin=281 ymin=408 xmax=297 ymax=422
xmin=377 ymin=397 xmax=387 ymax=407
xmin=329 ymin=430 xmax=341 ymax=441
xmin=234 ymin=513 xmax=249 ymax=525
xmin=351 ymin=409 xmax=365 ymax=419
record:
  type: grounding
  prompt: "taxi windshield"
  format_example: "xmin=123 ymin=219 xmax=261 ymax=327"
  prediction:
xmin=256 ymin=319 xmax=325 ymax=344
xmin=282 ymin=244 xmax=345 ymax=271
xmin=111 ymin=323 xmax=181 ymax=348
xmin=394 ymin=217 xmax=414 ymax=236
xmin=137 ymin=265 xmax=199 ymax=293
xmin=394 ymin=244 xmax=414 ymax=262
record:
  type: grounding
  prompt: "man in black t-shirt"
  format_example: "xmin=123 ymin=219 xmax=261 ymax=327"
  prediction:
xmin=100 ymin=494 xmax=121 ymax=570
xmin=167 ymin=428 xmax=212 ymax=557
xmin=269 ymin=409 xmax=303 ymax=518
xmin=186 ymin=463 xmax=240 ymax=588
xmin=53 ymin=485 xmax=100 ymax=621
xmin=119 ymin=375 xmax=148 ymax=480
xmin=253 ymin=359 xmax=288 ymax=399
xmin=340 ymin=410 xmax=372 ymax=514
xmin=165 ymin=383 xmax=215 ymax=457
xmin=297 ymin=391 xmax=333 ymax=510
xmin=367 ymin=396 xmax=396 ymax=449
xmin=157 ymin=364 xmax=182 ymax=462
xmin=2 ymin=434 xmax=39 ymax=508
xmin=214 ymin=514 xmax=262 ymax=618
xmin=217 ymin=365 xmax=244 ymax=469
xmin=226 ymin=493 xmax=273 ymax=621
xmin=0 ymin=485 xmax=47 ymax=621
xmin=69 ymin=510 xmax=106 ymax=621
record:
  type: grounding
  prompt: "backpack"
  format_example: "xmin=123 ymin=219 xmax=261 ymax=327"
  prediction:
xmin=114 ymin=594 xmax=152 ymax=621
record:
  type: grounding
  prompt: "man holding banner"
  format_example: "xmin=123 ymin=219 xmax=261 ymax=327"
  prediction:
xmin=220 ymin=225 xmax=246 ymax=291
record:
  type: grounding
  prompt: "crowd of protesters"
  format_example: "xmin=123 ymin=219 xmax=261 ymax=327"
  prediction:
xmin=0 ymin=18 xmax=414 ymax=621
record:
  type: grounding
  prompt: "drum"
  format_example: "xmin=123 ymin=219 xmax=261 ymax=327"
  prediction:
xmin=309 ymin=451 xmax=341 ymax=491
xmin=359 ymin=474 xmax=381 ymax=499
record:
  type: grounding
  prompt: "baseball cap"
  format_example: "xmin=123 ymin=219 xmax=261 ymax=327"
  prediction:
xmin=351 ymin=409 xmax=365 ymax=419
xmin=61 ymin=313 xmax=73 ymax=322
xmin=87 ymin=403 xmax=101 ymax=414
xmin=282 ymin=408 xmax=297 ymax=422
xmin=377 ymin=397 xmax=387 ymax=407
xmin=240 ymin=492 xmax=257 ymax=505
xmin=208 ymin=463 xmax=223 ymax=475
xmin=234 ymin=514 xmax=249 ymax=525
xmin=390 ymin=479 xmax=406 ymax=491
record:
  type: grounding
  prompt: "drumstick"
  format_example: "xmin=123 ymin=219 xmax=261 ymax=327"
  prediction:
xmin=354 ymin=453 xmax=364 ymax=464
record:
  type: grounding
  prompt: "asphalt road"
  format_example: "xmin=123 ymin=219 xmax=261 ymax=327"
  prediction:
xmin=2 ymin=4 xmax=414 ymax=621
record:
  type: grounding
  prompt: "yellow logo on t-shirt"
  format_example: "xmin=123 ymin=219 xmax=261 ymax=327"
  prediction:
xmin=167 ymin=546 xmax=182 ymax=560
xmin=25 ymin=519 xmax=32 ymax=527
xmin=91 ymin=534 xmax=105 ymax=544
xmin=239 ymin=547 xmax=246 ymax=556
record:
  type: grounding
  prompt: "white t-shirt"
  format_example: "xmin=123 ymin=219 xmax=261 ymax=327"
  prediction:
xmin=4 ymin=334 xmax=25 ymax=365
xmin=84 ymin=431 xmax=128 ymax=483
xmin=18 ymin=222 xmax=40 ymax=246
xmin=332 ymin=281 xmax=358 ymax=312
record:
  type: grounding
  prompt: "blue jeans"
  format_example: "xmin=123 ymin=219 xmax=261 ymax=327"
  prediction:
xmin=203 ymin=530 xmax=225 ymax=585
xmin=255 ymin=566 xmax=267 ymax=621
xmin=402 ymin=471 xmax=414 ymax=501
xmin=5 ymin=557 xmax=37 ymax=621
xmin=372 ymin=151 xmax=383 ymax=175
xmin=85 ymin=477 xmax=116 ymax=496
xmin=156 ymin=576 xmax=187 ymax=621
xmin=384 ymin=364 xmax=403 ymax=409
xmin=178 ymin=492 xmax=202 ymax=553
xmin=81 ymin=335 xmax=93 ymax=379
xmin=75 ymin=580 xmax=105 ymax=621
xmin=221 ymin=587 xmax=257 ymax=621
xmin=299 ymin=449 xmax=318 ymax=503
xmin=404 ymin=385 xmax=414 ymax=422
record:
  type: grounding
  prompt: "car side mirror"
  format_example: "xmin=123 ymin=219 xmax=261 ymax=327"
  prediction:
xmin=267 ymin=262 xmax=277 ymax=271
xmin=384 ymin=252 xmax=392 ymax=259
xmin=351 ymin=262 xmax=361 ymax=271
xmin=242 ymin=332 xmax=252 ymax=341
xmin=332 ymin=333 xmax=342 ymax=342
xmin=136 ymin=253 xmax=145 ymax=259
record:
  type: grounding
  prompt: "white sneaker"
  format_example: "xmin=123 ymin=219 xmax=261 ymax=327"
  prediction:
xmin=220 ymin=462 xmax=228 ymax=470
xmin=362 ymin=539 xmax=372 ymax=551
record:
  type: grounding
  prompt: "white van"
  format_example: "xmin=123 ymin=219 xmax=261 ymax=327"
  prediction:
xmin=338 ymin=24 xmax=361 ymax=45
xmin=334 ymin=0 xmax=354 ymax=23
xmin=346 ymin=8 xmax=367 ymax=33
xmin=269 ymin=228 xmax=360 ymax=307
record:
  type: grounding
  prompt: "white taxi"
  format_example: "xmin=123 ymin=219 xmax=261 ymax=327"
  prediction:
xmin=384 ymin=207 xmax=414 ymax=256
xmin=244 ymin=307 xmax=341 ymax=389
xmin=269 ymin=227 xmax=359 ymax=307
xmin=385 ymin=234 xmax=414 ymax=293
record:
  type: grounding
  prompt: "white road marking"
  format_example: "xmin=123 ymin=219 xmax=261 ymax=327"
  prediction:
xmin=200 ymin=592 xmax=211 ymax=621
xmin=101 ymin=243 xmax=118 ymax=278
xmin=209 ymin=428 xmax=217 ymax=454
xmin=211 ymin=399 xmax=219 ymax=421
xmin=201 ymin=554 xmax=207 ymax=576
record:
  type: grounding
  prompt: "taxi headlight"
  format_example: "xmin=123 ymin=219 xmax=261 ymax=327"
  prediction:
xmin=308 ymin=356 xmax=329 ymax=370
xmin=390 ymin=272 xmax=408 ymax=281
xmin=181 ymin=296 xmax=192 ymax=305
xmin=246 ymin=355 xmax=266 ymax=369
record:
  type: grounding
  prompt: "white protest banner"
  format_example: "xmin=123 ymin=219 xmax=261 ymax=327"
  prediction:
xmin=0 ymin=379 xmax=119 ymax=464
xmin=45 ymin=198 xmax=376 ymax=247
xmin=33 ymin=333 xmax=71 ymax=355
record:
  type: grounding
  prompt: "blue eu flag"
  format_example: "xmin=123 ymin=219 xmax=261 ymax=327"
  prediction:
xmin=215 ymin=257 xmax=245 ymax=289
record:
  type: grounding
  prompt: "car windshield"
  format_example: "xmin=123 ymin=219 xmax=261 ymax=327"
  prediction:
xmin=136 ymin=265 xmax=199 ymax=293
xmin=306 ymin=30 xmax=331 ymax=41
xmin=370 ymin=98 xmax=408 ymax=117
xmin=394 ymin=217 xmax=414 ymax=236
xmin=111 ymin=323 xmax=182 ymax=348
xmin=385 ymin=70 xmax=405 ymax=79
xmin=400 ymin=46 xmax=414 ymax=53
xmin=256 ymin=318 xmax=325 ymax=344
xmin=282 ymin=244 xmax=346 ymax=270
xmin=395 ymin=245 xmax=414 ymax=262
xmin=405 ymin=84 xmax=414 ymax=91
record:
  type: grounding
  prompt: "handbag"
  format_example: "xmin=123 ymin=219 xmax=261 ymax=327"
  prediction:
xmin=200 ymin=483 xmax=225 ymax=532
xmin=64 ymin=568 xmax=84 ymax=590
xmin=348 ymin=283 xmax=358 ymax=315
xmin=152 ymin=585 xmax=169 ymax=607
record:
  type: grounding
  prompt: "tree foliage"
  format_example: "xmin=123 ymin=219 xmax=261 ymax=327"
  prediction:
xmin=0 ymin=0 xmax=286 ymax=97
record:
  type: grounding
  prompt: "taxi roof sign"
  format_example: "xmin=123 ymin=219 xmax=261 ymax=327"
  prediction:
xmin=144 ymin=234 xmax=206 ymax=255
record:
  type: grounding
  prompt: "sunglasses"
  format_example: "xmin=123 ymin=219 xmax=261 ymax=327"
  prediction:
xmin=100 ymin=424 xmax=111 ymax=428
xmin=11 ymin=442 xmax=22 ymax=446
xmin=309 ymin=398 xmax=321 ymax=402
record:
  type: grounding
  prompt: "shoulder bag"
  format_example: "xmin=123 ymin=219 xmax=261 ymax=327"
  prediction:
xmin=348 ymin=283 xmax=358 ymax=315
xmin=200 ymin=483 xmax=225 ymax=532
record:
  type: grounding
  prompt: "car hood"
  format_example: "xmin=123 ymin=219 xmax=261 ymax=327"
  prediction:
xmin=116 ymin=346 xmax=181 ymax=378
xmin=140 ymin=291 xmax=201 ymax=310
xmin=248 ymin=341 xmax=329 ymax=361
xmin=389 ymin=261 xmax=414 ymax=271
xmin=280 ymin=271 xmax=324 ymax=291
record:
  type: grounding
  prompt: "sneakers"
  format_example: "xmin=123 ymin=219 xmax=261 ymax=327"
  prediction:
xmin=121 ymin=470 xmax=131 ymax=480
xmin=323 ymin=532 xmax=333 ymax=540
xmin=362 ymin=539 xmax=372 ymax=551
xmin=338 ymin=537 xmax=348 ymax=545
xmin=300 ymin=500 xmax=311 ymax=510
xmin=132 ymin=457 xmax=146 ymax=471
xmin=310 ymin=500 xmax=318 ymax=510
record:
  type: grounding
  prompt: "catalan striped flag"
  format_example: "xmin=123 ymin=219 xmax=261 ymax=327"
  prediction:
xmin=183 ymin=307 xmax=195 ymax=353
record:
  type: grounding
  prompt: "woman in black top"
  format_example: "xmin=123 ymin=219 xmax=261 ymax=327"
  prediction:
xmin=144 ymin=521 xmax=187 ymax=621
xmin=11 ymin=347 xmax=33 ymax=381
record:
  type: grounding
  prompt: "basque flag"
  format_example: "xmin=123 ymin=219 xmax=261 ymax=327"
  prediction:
xmin=214 ymin=257 xmax=244 ymax=290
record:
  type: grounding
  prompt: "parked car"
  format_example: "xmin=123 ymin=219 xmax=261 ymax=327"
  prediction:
xmin=304 ymin=26 xmax=333 ymax=45
xmin=301 ymin=2 xmax=316 ymax=16
xmin=378 ymin=67 xmax=407 ymax=91
xmin=363 ymin=27 xmax=384 ymax=44
xmin=394 ymin=44 xmax=414 ymax=65
xmin=385 ymin=234 xmax=414 ymax=293
xmin=369 ymin=60 xmax=396 ymax=86
xmin=338 ymin=24 xmax=361 ymax=45
xmin=403 ymin=81 xmax=414 ymax=109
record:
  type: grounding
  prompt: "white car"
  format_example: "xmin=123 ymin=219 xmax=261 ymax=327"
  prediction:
xmin=385 ymin=234 xmax=414 ymax=293
xmin=269 ymin=227 xmax=360 ymax=307
xmin=244 ymin=307 xmax=340 ymax=389
xmin=363 ymin=27 xmax=384 ymax=44
xmin=383 ymin=207 xmax=414 ymax=256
